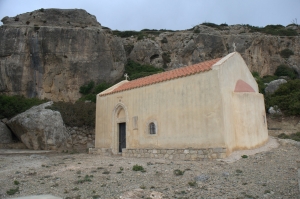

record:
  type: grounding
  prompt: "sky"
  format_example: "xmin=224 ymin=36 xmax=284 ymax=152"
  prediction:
xmin=0 ymin=0 xmax=299 ymax=31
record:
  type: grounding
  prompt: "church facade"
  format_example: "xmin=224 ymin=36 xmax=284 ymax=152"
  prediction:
xmin=90 ymin=52 xmax=268 ymax=160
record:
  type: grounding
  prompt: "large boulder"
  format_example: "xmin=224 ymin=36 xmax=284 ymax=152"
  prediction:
xmin=265 ymin=79 xmax=287 ymax=94
xmin=0 ymin=121 xmax=13 ymax=144
xmin=7 ymin=101 xmax=69 ymax=150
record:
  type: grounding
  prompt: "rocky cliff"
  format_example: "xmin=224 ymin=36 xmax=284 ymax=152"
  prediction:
xmin=1 ymin=9 xmax=299 ymax=102
xmin=0 ymin=9 xmax=126 ymax=102
xmin=123 ymin=25 xmax=300 ymax=76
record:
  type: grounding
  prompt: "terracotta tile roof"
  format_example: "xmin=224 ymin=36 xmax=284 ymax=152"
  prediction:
xmin=100 ymin=58 xmax=221 ymax=96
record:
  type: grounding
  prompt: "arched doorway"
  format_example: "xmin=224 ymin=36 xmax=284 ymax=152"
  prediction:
xmin=112 ymin=103 xmax=128 ymax=154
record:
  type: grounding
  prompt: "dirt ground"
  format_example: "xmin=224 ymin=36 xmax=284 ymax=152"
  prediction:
xmin=267 ymin=115 xmax=300 ymax=137
xmin=0 ymin=136 xmax=299 ymax=199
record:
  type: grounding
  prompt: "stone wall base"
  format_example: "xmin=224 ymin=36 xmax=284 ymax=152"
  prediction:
xmin=89 ymin=147 xmax=227 ymax=160
xmin=89 ymin=148 xmax=112 ymax=156
xmin=122 ymin=148 xmax=227 ymax=160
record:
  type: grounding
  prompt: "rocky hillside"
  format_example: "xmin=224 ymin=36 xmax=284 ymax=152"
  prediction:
xmin=0 ymin=9 xmax=126 ymax=102
xmin=121 ymin=24 xmax=300 ymax=76
xmin=0 ymin=9 xmax=299 ymax=102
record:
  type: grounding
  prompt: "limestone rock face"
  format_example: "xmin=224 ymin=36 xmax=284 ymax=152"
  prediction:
xmin=0 ymin=121 xmax=13 ymax=144
xmin=123 ymin=25 xmax=300 ymax=76
xmin=129 ymin=39 xmax=164 ymax=67
xmin=1 ymin=8 xmax=101 ymax=28
xmin=0 ymin=9 xmax=126 ymax=102
xmin=265 ymin=79 xmax=287 ymax=94
xmin=7 ymin=101 xmax=69 ymax=150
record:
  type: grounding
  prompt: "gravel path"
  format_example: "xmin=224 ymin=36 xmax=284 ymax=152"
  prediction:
xmin=0 ymin=137 xmax=299 ymax=199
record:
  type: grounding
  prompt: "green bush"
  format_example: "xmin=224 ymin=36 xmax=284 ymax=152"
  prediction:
xmin=188 ymin=181 xmax=197 ymax=186
xmin=162 ymin=52 xmax=171 ymax=65
xmin=220 ymin=23 xmax=228 ymax=26
xmin=261 ymin=75 xmax=278 ymax=83
xmin=112 ymin=30 xmax=141 ymax=38
xmin=274 ymin=65 xmax=297 ymax=79
xmin=278 ymin=132 xmax=300 ymax=141
xmin=137 ymin=34 xmax=144 ymax=40
xmin=173 ymin=169 xmax=184 ymax=176
xmin=79 ymin=82 xmax=111 ymax=103
xmin=112 ymin=30 xmax=159 ymax=39
xmin=193 ymin=29 xmax=200 ymax=33
xmin=201 ymin=22 xmax=220 ymax=29
xmin=93 ymin=83 xmax=111 ymax=94
xmin=6 ymin=187 xmax=19 ymax=195
xmin=280 ymin=49 xmax=294 ymax=58
xmin=289 ymin=132 xmax=300 ymax=141
xmin=14 ymin=180 xmax=20 ymax=185
xmin=132 ymin=164 xmax=145 ymax=172
xmin=79 ymin=81 xmax=95 ymax=95
xmin=200 ymin=22 xmax=228 ymax=30
xmin=161 ymin=37 xmax=168 ymax=43
xmin=278 ymin=133 xmax=290 ymax=139
xmin=125 ymin=60 xmax=164 ymax=80
xmin=46 ymin=101 xmax=96 ymax=127
xmin=0 ymin=95 xmax=47 ymax=119
xmin=267 ymin=79 xmax=300 ymax=115
xmin=251 ymin=72 xmax=266 ymax=94
xmin=246 ymin=24 xmax=298 ymax=36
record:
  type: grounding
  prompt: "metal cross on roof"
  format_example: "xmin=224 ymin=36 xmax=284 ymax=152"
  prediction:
xmin=124 ymin=73 xmax=129 ymax=80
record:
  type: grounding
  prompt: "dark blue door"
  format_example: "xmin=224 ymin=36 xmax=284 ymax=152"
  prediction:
xmin=119 ymin=123 xmax=126 ymax=152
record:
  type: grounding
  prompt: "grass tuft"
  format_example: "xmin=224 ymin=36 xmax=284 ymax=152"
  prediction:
xmin=173 ymin=169 xmax=184 ymax=176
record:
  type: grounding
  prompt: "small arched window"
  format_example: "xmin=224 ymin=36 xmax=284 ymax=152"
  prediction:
xmin=149 ymin=122 xmax=156 ymax=134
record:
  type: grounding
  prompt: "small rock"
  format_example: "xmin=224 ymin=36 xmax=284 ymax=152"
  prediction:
xmin=268 ymin=106 xmax=282 ymax=115
xmin=149 ymin=191 xmax=163 ymax=199
xmin=194 ymin=174 xmax=210 ymax=182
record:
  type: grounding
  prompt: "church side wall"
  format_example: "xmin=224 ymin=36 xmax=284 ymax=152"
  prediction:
xmin=232 ymin=92 xmax=268 ymax=149
xmin=213 ymin=53 xmax=267 ymax=152
xmin=95 ymin=69 xmax=226 ymax=154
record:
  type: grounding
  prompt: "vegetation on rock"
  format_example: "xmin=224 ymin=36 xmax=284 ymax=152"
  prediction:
xmin=79 ymin=81 xmax=112 ymax=103
xmin=274 ymin=65 xmax=297 ymax=79
xmin=252 ymin=64 xmax=300 ymax=116
xmin=0 ymin=95 xmax=47 ymax=119
xmin=125 ymin=59 xmax=164 ymax=80
xmin=112 ymin=29 xmax=175 ymax=39
xmin=251 ymin=72 xmax=267 ymax=94
xmin=280 ymin=49 xmax=294 ymax=59
xmin=193 ymin=23 xmax=298 ymax=36
xmin=246 ymin=24 xmax=298 ymax=36
xmin=46 ymin=101 xmax=96 ymax=127
xmin=266 ymin=79 xmax=300 ymax=115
